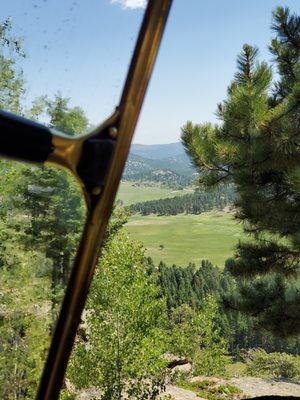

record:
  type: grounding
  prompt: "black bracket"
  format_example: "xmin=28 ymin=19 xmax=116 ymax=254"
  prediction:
xmin=76 ymin=128 xmax=117 ymax=196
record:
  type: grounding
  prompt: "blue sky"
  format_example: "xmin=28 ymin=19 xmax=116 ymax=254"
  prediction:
xmin=1 ymin=0 xmax=300 ymax=144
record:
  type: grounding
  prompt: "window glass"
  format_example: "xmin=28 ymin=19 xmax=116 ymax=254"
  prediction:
xmin=1 ymin=1 xmax=300 ymax=399
xmin=0 ymin=1 xmax=144 ymax=398
xmin=0 ymin=0 xmax=144 ymax=127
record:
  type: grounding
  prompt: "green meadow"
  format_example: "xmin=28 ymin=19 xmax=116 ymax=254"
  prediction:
xmin=125 ymin=211 xmax=244 ymax=268
xmin=117 ymin=181 xmax=194 ymax=206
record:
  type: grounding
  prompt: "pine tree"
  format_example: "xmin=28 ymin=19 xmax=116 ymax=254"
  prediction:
xmin=181 ymin=7 xmax=300 ymax=337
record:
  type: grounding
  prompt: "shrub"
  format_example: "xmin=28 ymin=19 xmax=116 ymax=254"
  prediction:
xmin=59 ymin=390 xmax=76 ymax=400
xmin=177 ymin=379 xmax=243 ymax=400
xmin=245 ymin=348 xmax=300 ymax=379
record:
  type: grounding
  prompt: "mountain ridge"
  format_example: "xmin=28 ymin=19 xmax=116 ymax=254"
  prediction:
xmin=130 ymin=142 xmax=186 ymax=160
xmin=123 ymin=142 xmax=196 ymax=185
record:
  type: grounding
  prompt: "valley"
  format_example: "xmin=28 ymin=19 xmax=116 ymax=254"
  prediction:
xmin=117 ymin=142 xmax=241 ymax=267
xmin=117 ymin=181 xmax=194 ymax=206
xmin=125 ymin=211 xmax=242 ymax=267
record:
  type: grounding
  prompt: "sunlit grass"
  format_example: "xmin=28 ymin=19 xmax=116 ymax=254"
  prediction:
xmin=125 ymin=211 xmax=244 ymax=268
xmin=225 ymin=362 xmax=247 ymax=377
xmin=117 ymin=181 xmax=194 ymax=206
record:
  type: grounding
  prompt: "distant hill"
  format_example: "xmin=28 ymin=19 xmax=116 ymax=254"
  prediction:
xmin=130 ymin=142 xmax=185 ymax=159
xmin=122 ymin=154 xmax=192 ymax=187
xmin=124 ymin=142 xmax=196 ymax=181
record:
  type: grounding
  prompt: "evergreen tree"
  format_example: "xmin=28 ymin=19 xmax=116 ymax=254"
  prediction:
xmin=181 ymin=7 xmax=300 ymax=336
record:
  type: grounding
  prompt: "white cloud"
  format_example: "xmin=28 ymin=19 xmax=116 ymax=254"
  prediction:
xmin=110 ymin=0 xmax=147 ymax=10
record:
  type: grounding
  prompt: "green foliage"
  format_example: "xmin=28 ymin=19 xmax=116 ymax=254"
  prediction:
xmin=1 ymin=90 xmax=89 ymax=308
xmin=167 ymin=304 xmax=201 ymax=359
xmin=0 ymin=161 xmax=85 ymax=396
xmin=0 ymin=161 xmax=85 ymax=307
xmin=193 ymin=297 xmax=229 ymax=376
xmin=0 ymin=18 xmax=56 ymax=398
xmin=151 ymin=257 xmax=300 ymax=358
xmin=29 ymin=93 xmax=89 ymax=134
xmin=59 ymin=390 xmax=76 ymax=400
xmin=0 ymin=239 xmax=52 ymax=399
xmin=0 ymin=18 xmax=91 ymax=396
xmin=68 ymin=232 xmax=167 ymax=399
xmin=181 ymin=7 xmax=300 ymax=336
xmin=244 ymin=348 xmax=300 ymax=379
xmin=225 ymin=362 xmax=247 ymax=378
xmin=167 ymin=297 xmax=229 ymax=377
xmin=104 ymin=206 xmax=130 ymax=244
xmin=177 ymin=379 xmax=242 ymax=400
xmin=156 ymin=260 xmax=235 ymax=311
xmin=0 ymin=17 xmax=25 ymax=113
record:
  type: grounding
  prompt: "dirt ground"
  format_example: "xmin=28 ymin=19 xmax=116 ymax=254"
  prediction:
xmin=162 ymin=377 xmax=300 ymax=400
xmin=76 ymin=377 xmax=300 ymax=399
xmin=161 ymin=384 xmax=200 ymax=399
xmin=230 ymin=377 xmax=300 ymax=397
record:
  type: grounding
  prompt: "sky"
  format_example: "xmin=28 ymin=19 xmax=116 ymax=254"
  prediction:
xmin=1 ymin=0 xmax=300 ymax=144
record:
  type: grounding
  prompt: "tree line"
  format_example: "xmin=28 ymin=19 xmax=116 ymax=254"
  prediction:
xmin=147 ymin=259 xmax=300 ymax=358
xmin=129 ymin=185 xmax=236 ymax=215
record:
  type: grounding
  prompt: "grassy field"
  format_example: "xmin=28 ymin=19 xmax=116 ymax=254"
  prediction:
xmin=117 ymin=181 xmax=194 ymax=206
xmin=125 ymin=211 xmax=244 ymax=268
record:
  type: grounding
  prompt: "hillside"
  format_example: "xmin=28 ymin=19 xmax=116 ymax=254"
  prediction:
xmin=122 ymin=142 xmax=196 ymax=186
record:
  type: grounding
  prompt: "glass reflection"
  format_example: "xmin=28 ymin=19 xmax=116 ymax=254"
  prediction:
xmin=0 ymin=1 xmax=144 ymax=398
xmin=0 ymin=0 xmax=144 ymax=129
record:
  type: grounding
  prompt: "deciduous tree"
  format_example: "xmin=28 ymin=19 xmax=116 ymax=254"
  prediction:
xmin=68 ymin=232 xmax=167 ymax=400
xmin=0 ymin=17 xmax=24 ymax=113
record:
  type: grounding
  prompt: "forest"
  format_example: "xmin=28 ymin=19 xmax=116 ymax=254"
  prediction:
xmin=0 ymin=5 xmax=300 ymax=400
